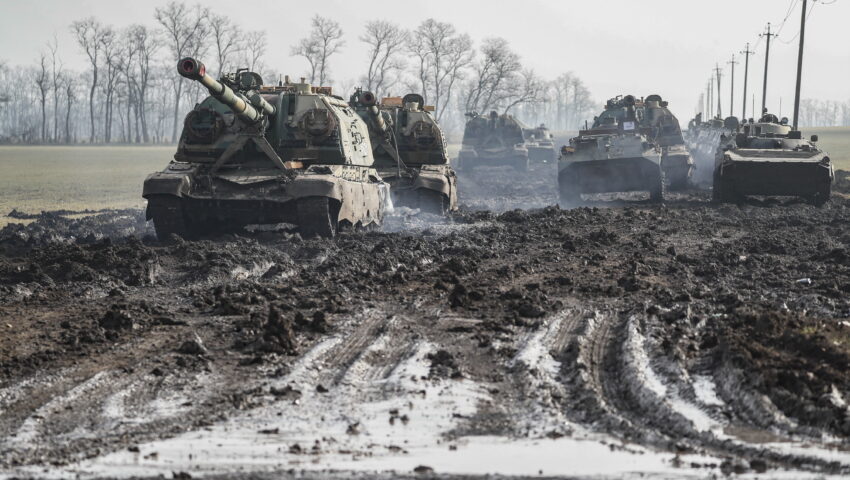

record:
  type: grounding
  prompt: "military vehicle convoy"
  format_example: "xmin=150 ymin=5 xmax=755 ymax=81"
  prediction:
xmin=522 ymin=123 xmax=556 ymax=162
xmin=457 ymin=111 xmax=530 ymax=172
xmin=142 ymin=58 xmax=388 ymax=240
xmin=348 ymin=89 xmax=457 ymax=214
xmin=558 ymin=95 xmax=664 ymax=204
xmin=713 ymin=110 xmax=833 ymax=205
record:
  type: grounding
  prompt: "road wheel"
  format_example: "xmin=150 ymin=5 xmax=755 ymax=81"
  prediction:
xmin=297 ymin=197 xmax=338 ymax=238
xmin=147 ymin=195 xmax=189 ymax=242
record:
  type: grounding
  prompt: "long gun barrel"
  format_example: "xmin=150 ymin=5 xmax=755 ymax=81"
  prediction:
xmin=177 ymin=57 xmax=275 ymax=124
xmin=359 ymin=91 xmax=388 ymax=134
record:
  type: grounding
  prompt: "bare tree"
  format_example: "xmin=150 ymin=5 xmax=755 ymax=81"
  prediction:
xmin=47 ymin=35 xmax=63 ymax=142
xmin=99 ymin=27 xmax=120 ymax=143
xmin=408 ymin=19 xmax=473 ymax=121
xmin=502 ymin=69 xmax=543 ymax=114
xmin=155 ymin=1 xmax=209 ymax=142
xmin=71 ymin=17 xmax=107 ymax=143
xmin=209 ymin=13 xmax=241 ymax=76
xmin=360 ymin=20 xmax=408 ymax=97
xmin=35 ymin=53 xmax=49 ymax=142
xmin=291 ymin=15 xmax=344 ymax=85
xmin=127 ymin=25 xmax=159 ymax=143
xmin=243 ymin=30 xmax=267 ymax=73
xmin=463 ymin=37 xmax=521 ymax=114
xmin=63 ymin=74 xmax=77 ymax=143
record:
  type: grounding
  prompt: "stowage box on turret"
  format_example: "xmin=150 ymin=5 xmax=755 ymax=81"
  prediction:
xmin=142 ymin=58 xmax=388 ymax=239
xmin=349 ymin=90 xmax=457 ymax=214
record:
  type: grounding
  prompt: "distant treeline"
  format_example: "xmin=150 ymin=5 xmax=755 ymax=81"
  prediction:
xmin=0 ymin=1 xmax=599 ymax=145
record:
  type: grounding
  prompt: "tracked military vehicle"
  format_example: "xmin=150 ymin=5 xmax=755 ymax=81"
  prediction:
xmin=522 ymin=123 xmax=556 ymax=162
xmin=642 ymin=95 xmax=693 ymax=190
xmin=349 ymin=90 xmax=457 ymax=214
xmin=558 ymin=95 xmax=663 ymax=204
xmin=686 ymin=114 xmax=738 ymax=185
xmin=142 ymin=58 xmax=388 ymax=240
xmin=713 ymin=110 xmax=833 ymax=205
xmin=457 ymin=111 xmax=529 ymax=172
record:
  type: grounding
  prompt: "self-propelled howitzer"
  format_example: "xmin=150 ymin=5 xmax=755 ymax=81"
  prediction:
xmin=142 ymin=58 xmax=389 ymax=239
xmin=349 ymin=89 xmax=457 ymax=214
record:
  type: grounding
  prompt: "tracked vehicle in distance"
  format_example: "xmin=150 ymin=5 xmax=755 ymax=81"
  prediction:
xmin=142 ymin=58 xmax=387 ymax=240
xmin=713 ymin=110 xmax=833 ymax=205
xmin=349 ymin=90 xmax=457 ymax=214
xmin=522 ymin=123 xmax=556 ymax=162
xmin=558 ymin=95 xmax=663 ymax=204
xmin=457 ymin=111 xmax=529 ymax=172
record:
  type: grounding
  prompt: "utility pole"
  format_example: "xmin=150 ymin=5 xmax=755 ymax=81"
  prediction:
xmin=760 ymin=22 xmax=776 ymax=114
xmin=727 ymin=55 xmax=738 ymax=118
xmin=740 ymin=43 xmax=754 ymax=120
xmin=714 ymin=64 xmax=723 ymax=118
xmin=792 ymin=0 xmax=808 ymax=130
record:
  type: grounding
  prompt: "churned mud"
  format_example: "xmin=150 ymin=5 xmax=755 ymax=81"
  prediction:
xmin=2 ymin=163 xmax=850 ymax=479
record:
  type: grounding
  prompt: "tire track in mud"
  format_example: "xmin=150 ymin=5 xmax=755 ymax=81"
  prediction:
xmin=551 ymin=309 xmax=850 ymax=474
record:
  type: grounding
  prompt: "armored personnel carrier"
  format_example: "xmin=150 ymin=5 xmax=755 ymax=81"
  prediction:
xmin=713 ymin=110 xmax=833 ymax=205
xmin=642 ymin=95 xmax=693 ymax=190
xmin=558 ymin=95 xmax=663 ymax=204
xmin=142 ymin=58 xmax=388 ymax=240
xmin=457 ymin=111 xmax=529 ymax=172
xmin=348 ymin=90 xmax=457 ymax=214
xmin=522 ymin=123 xmax=556 ymax=162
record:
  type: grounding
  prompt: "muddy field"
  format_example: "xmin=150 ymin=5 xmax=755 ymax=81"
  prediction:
xmin=2 ymin=163 xmax=850 ymax=479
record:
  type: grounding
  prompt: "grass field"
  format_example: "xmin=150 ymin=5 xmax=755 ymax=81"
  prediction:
xmin=0 ymin=146 xmax=170 ymax=227
xmin=801 ymin=127 xmax=850 ymax=169
xmin=0 ymin=128 xmax=848 ymax=227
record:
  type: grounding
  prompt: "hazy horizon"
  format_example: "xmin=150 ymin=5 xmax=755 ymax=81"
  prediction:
xmin=1 ymin=0 xmax=848 ymax=123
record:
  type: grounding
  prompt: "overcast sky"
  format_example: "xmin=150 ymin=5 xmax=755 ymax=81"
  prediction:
xmin=1 ymin=0 xmax=847 ymax=122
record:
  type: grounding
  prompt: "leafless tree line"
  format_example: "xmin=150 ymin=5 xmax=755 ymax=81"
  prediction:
xmin=0 ymin=2 xmax=598 ymax=144
xmin=798 ymin=99 xmax=850 ymax=127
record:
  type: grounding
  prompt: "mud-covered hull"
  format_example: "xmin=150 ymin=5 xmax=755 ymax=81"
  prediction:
xmin=457 ymin=146 xmax=529 ymax=171
xmin=143 ymin=163 xmax=388 ymax=239
xmin=378 ymin=164 xmax=458 ymax=214
xmin=714 ymin=158 xmax=833 ymax=202
xmin=559 ymin=156 xmax=663 ymax=195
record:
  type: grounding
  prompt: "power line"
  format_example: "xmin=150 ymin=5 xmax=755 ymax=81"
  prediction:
xmin=779 ymin=0 xmax=817 ymax=44
xmin=774 ymin=0 xmax=800 ymax=37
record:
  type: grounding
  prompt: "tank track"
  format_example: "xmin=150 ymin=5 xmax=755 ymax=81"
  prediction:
xmin=297 ymin=197 xmax=338 ymax=238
